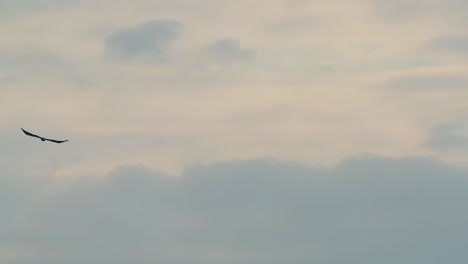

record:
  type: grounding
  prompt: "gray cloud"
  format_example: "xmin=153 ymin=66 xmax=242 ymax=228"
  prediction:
xmin=105 ymin=20 xmax=182 ymax=63
xmin=369 ymin=0 xmax=467 ymax=22
xmin=425 ymin=122 xmax=468 ymax=149
xmin=0 ymin=49 xmax=93 ymax=91
xmin=430 ymin=35 xmax=468 ymax=54
xmin=369 ymin=0 xmax=468 ymax=29
xmin=0 ymin=50 xmax=68 ymax=73
xmin=0 ymin=0 xmax=78 ymax=20
xmin=380 ymin=69 xmax=468 ymax=90
xmin=201 ymin=38 xmax=255 ymax=64
xmin=369 ymin=0 xmax=440 ymax=21
xmin=2 ymin=156 xmax=468 ymax=263
xmin=265 ymin=16 xmax=318 ymax=35
xmin=389 ymin=75 xmax=468 ymax=90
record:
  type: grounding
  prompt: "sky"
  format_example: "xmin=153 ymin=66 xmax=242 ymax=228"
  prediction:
xmin=1 ymin=0 xmax=468 ymax=263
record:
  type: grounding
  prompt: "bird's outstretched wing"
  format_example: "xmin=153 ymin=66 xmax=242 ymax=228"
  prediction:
xmin=21 ymin=128 xmax=68 ymax=144
xmin=46 ymin=139 xmax=68 ymax=144
xmin=21 ymin=128 xmax=44 ymax=140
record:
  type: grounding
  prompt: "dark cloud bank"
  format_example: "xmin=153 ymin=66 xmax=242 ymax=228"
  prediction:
xmin=2 ymin=156 xmax=468 ymax=263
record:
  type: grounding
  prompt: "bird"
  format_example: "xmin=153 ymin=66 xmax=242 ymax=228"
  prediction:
xmin=21 ymin=128 xmax=68 ymax=144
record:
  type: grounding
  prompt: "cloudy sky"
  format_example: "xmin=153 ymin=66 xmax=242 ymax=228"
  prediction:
xmin=2 ymin=0 xmax=468 ymax=263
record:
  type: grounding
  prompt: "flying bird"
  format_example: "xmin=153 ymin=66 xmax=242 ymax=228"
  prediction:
xmin=21 ymin=128 xmax=68 ymax=144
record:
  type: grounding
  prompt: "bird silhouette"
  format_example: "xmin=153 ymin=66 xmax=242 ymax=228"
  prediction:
xmin=21 ymin=128 xmax=68 ymax=144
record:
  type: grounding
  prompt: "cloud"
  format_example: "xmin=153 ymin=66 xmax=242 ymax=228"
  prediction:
xmin=0 ymin=0 xmax=78 ymax=20
xmin=5 ymin=7 xmax=468 ymax=264
xmin=105 ymin=20 xmax=182 ymax=63
xmin=0 ymin=49 xmax=93 ymax=94
xmin=369 ymin=0 xmax=441 ymax=20
xmin=0 ymin=50 xmax=68 ymax=73
xmin=430 ymin=35 xmax=468 ymax=54
xmin=200 ymin=38 xmax=255 ymax=64
xmin=265 ymin=16 xmax=318 ymax=35
xmin=425 ymin=122 xmax=468 ymax=149
xmin=2 ymin=156 xmax=468 ymax=263
xmin=378 ymin=66 xmax=468 ymax=90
